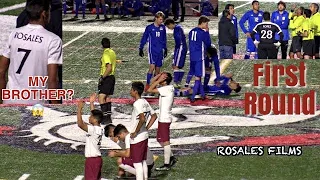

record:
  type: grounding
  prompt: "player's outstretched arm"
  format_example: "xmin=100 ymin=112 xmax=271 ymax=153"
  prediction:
xmin=0 ymin=56 xmax=9 ymax=104
xmin=109 ymin=149 xmax=130 ymax=158
xmin=77 ymin=101 xmax=88 ymax=132
xmin=89 ymin=93 xmax=97 ymax=111
xmin=146 ymin=113 xmax=158 ymax=130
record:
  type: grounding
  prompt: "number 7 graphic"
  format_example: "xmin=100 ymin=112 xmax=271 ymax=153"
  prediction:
xmin=16 ymin=48 xmax=31 ymax=74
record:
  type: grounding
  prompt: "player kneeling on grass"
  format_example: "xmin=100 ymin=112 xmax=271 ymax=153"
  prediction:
xmin=146 ymin=72 xmax=178 ymax=171
xmin=130 ymin=82 xmax=158 ymax=180
xmin=98 ymin=37 xmax=117 ymax=124
xmin=164 ymin=18 xmax=187 ymax=88
xmin=105 ymin=124 xmax=155 ymax=178
xmin=77 ymin=100 xmax=104 ymax=180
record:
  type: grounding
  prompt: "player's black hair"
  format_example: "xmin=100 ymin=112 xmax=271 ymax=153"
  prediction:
xmin=113 ymin=124 xmax=128 ymax=137
xmin=225 ymin=4 xmax=234 ymax=10
xmin=104 ymin=124 xmax=115 ymax=137
xmin=277 ymin=1 xmax=286 ymax=9
xmin=164 ymin=72 xmax=173 ymax=85
xmin=101 ymin=38 xmax=110 ymax=48
xmin=207 ymin=46 xmax=218 ymax=57
xmin=311 ymin=3 xmax=319 ymax=12
xmin=234 ymin=83 xmax=242 ymax=93
xmin=252 ymin=0 xmax=259 ymax=5
xmin=131 ymin=82 xmax=144 ymax=96
xmin=198 ymin=15 xmax=210 ymax=25
xmin=263 ymin=11 xmax=271 ymax=21
xmin=298 ymin=7 xmax=305 ymax=15
xmin=222 ymin=10 xmax=230 ymax=17
xmin=26 ymin=0 xmax=51 ymax=21
xmin=91 ymin=109 xmax=104 ymax=124
xmin=164 ymin=18 xmax=175 ymax=26
xmin=304 ymin=9 xmax=312 ymax=18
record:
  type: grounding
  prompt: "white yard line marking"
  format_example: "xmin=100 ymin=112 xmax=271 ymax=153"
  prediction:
xmin=73 ymin=175 xmax=84 ymax=180
xmin=208 ymin=59 xmax=233 ymax=85
xmin=63 ymin=25 xmax=218 ymax=35
xmin=18 ymin=174 xmax=30 ymax=180
xmin=0 ymin=2 xmax=26 ymax=13
xmin=63 ymin=31 xmax=90 ymax=48
xmin=218 ymin=1 xmax=252 ymax=16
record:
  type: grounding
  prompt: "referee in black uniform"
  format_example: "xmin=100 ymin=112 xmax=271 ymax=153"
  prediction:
xmin=251 ymin=11 xmax=284 ymax=59
xmin=17 ymin=0 xmax=63 ymax=103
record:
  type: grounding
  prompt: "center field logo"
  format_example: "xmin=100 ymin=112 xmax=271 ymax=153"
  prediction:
xmin=10 ymin=104 xmax=318 ymax=154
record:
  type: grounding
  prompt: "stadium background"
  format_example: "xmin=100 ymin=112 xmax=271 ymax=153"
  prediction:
xmin=0 ymin=0 xmax=320 ymax=179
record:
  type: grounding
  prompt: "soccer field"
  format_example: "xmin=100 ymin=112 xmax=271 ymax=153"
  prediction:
xmin=1 ymin=2 xmax=320 ymax=179
xmin=218 ymin=0 xmax=314 ymax=59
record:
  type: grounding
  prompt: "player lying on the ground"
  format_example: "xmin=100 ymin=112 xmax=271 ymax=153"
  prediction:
xmin=251 ymin=11 xmax=283 ymax=59
xmin=175 ymin=73 xmax=241 ymax=97
xmin=105 ymin=124 xmax=155 ymax=178
xmin=77 ymin=100 xmax=104 ymax=179
xmin=204 ymin=44 xmax=220 ymax=89
xmin=164 ymin=18 xmax=187 ymax=88
xmin=146 ymin=72 xmax=178 ymax=171
xmin=139 ymin=11 xmax=167 ymax=92
xmin=122 ymin=0 xmax=143 ymax=18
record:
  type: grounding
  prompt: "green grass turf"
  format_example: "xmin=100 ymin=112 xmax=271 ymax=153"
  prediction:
xmin=62 ymin=31 xmax=320 ymax=103
xmin=218 ymin=1 xmax=312 ymax=56
xmin=0 ymin=7 xmax=24 ymax=16
xmin=0 ymin=145 xmax=319 ymax=180
xmin=0 ymin=0 xmax=25 ymax=8
xmin=0 ymin=107 xmax=22 ymax=126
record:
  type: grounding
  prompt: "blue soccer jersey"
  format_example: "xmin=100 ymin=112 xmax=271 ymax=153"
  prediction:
xmin=189 ymin=27 xmax=211 ymax=61
xmin=207 ymin=76 xmax=232 ymax=95
xmin=239 ymin=10 xmax=264 ymax=52
xmin=271 ymin=10 xmax=290 ymax=41
xmin=173 ymin=25 xmax=187 ymax=68
xmin=140 ymin=23 xmax=167 ymax=66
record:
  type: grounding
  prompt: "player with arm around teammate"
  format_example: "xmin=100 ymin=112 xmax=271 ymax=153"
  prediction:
xmin=0 ymin=0 xmax=62 ymax=104
xmin=77 ymin=100 xmax=104 ymax=180
xmin=139 ymin=11 xmax=167 ymax=92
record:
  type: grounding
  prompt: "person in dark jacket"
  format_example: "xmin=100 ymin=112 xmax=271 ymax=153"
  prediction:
xmin=218 ymin=9 xmax=237 ymax=59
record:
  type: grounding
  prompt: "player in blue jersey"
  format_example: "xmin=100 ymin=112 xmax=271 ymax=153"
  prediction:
xmin=206 ymin=73 xmax=241 ymax=95
xmin=204 ymin=44 xmax=220 ymax=90
xmin=239 ymin=0 xmax=263 ymax=59
xmin=74 ymin=0 xmax=86 ymax=19
xmin=164 ymin=18 xmax=187 ymax=87
xmin=225 ymin=4 xmax=239 ymax=55
xmin=63 ymin=0 xmax=67 ymax=16
xmin=149 ymin=0 xmax=172 ymax=18
xmin=271 ymin=1 xmax=290 ymax=59
xmin=187 ymin=16 xmax=212 ymax=102
xmin=95 ymin=0 xmax=108 ymax=20
xmin=201 ymin=0 xmax=214 ymax=16
xmin=110 ymin=0 xmax=122 ymax=18
xmin=139 ymin=11 xmax=167 ymax=92
xmin=122 ymin=0 xmax=143 ymax=18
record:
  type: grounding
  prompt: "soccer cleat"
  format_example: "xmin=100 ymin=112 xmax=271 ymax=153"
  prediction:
xmin=170 ymin=156 xmax=178 ymax=167
xmin=95 ymin=15 xmax=100 ymax=19
xmin=155 ymin=164 xmax=170 ymax=171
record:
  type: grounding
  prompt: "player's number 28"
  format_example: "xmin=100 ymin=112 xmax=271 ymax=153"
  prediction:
xmin=261 ymin=30 xmax=273 ymax=39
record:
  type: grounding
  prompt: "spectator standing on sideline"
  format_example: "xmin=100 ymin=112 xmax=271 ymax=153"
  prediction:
xmin=218 ymin=10 xmax=237 ymax=59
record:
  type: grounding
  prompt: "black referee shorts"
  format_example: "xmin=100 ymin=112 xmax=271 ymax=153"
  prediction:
xmin=98 ymin=75 xmax=115 ymax=95
xmin=302 ymin=40 xmax=315 ymax=56
xmin=289 ymin=36 xmax=302 ymax=53
xmin=314 ymin=36 xmax=320 ymax=55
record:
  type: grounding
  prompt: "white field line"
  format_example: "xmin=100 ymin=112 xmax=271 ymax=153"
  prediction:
xmin=73 ymin=176 xmax=84 ymax=180
xmin=63 ymin=31 xmax=90 ymax=48
xmin=18 ymin=174 xmax=30 ymax=180
xmin=63 ymin=25 xmax=218 ymax=36
xmin=218 ymin=1 xmax=252 ymax=16
xmin=0 ymin=2 xmax=25 ymax=13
